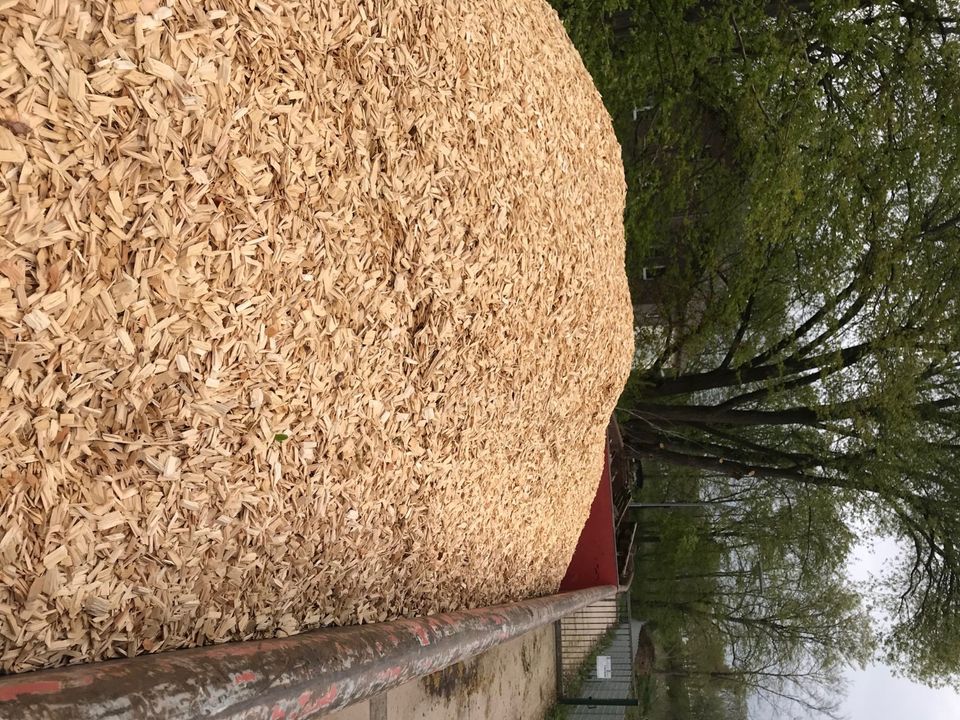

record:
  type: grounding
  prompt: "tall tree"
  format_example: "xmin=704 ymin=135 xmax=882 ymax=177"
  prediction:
xmin=553 ymin=0 xmax=960 ymax=689
xmin=633 ymin=469 xmax=872 ymax=719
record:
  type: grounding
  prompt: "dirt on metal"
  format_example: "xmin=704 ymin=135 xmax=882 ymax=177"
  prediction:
xmin=0 ymin=587 xmax=614 ymax=720
xmin=0 ymin=0 xmax=632 ymax=672
xmin=420 ymin=658 xmax=484 ymax=702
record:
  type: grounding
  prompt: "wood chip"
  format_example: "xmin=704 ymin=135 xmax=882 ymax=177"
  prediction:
xmin=0 ymin=0 xmax=632 ymax=673
xmin=42 ymin=547 xmax=69 ymax=569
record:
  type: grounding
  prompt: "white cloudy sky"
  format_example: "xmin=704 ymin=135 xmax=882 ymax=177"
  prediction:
xmin=753 ymin=530 xmax=960 ymax=720
xmin=842 ymin=664 xmax=960 ymax=720
xmin=839 ymin=533 xmax=960 ymax=719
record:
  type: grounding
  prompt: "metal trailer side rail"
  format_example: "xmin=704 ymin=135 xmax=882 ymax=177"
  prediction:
xmin=0 ymin=585 xmax=617 ymax=720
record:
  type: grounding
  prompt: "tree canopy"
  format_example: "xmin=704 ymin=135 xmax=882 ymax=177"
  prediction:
xmin=632 ymin=469 xmax=872 ymax=720
xmin=553 ymin=0 xmax=960 ymax=698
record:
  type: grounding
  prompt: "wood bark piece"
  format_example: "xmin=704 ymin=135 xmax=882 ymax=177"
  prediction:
xmin=0 ymin=0 xmax=633 ymax=673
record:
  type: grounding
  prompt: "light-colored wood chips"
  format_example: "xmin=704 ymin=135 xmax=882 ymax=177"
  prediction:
xmin=0 ymin=0 xmax=632 ymax=672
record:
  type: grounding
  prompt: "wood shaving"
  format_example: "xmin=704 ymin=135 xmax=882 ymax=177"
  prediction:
xmin=0 ymin=0 xmax=632 ymax=672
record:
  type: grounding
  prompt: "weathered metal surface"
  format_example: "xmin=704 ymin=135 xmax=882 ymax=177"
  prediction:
xmin=559 ymin=450 xmax=619 ymax=592
xmin=0 ymin=586 xmax=616 ymax=720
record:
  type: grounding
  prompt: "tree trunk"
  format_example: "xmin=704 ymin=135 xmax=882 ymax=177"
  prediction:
xmin=630 ymin=403 xmax=820 ymax=426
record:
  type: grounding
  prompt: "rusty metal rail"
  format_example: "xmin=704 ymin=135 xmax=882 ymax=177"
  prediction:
xmin=0 ymin=585 xmax=617 ymax=720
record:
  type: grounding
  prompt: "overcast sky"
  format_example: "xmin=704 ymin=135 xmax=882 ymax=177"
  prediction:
xmin=838 ymin=533 xmax=960 ymax=719
xmin=842 ymin=664 xmax=960 ymax=720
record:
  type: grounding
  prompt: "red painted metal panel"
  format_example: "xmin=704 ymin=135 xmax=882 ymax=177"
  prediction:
xmin=0 ymin=586 xmax=617 ymax=720
xmin=558 ymin=448 xmax=620 ymax=592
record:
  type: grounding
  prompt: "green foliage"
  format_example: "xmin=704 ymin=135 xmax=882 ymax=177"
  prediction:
xmin=631 ymin=469 xmax=872 ymax=719
xmin=553 ymin=0 xmax=960 ymax=692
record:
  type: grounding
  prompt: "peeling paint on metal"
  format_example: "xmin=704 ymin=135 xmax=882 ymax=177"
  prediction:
xmin=232 ymin=671 xmax=258 ymax=686
xmin=410 ymin=624 xmax=431 ymax=647
xmin=0 ymin=680 xmax=63 ymax=702
xmin=314 ymin=687 xmax=338 ymax=709
xmin=0 ymin=586 xmax=616 ymax=720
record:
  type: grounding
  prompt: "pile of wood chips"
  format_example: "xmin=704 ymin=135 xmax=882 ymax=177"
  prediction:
xmin=0 ymin=0 xmax=632 ymax=672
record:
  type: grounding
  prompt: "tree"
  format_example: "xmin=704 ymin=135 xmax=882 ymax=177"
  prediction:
xmin=553 ymin=0 xmax=960 ymax=691
xmin=632 ymin=469 xmax=872 ymax=719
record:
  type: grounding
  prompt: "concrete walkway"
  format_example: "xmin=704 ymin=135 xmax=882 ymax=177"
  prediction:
xmin=326 ymin=624 xmax=557 ymax=720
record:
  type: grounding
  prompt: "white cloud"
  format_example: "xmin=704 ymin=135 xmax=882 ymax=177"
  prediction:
xmin=840 ymin=527 xmax=960 ymax=720
xmin=843 ymin=665 xmax=960 ymax=720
